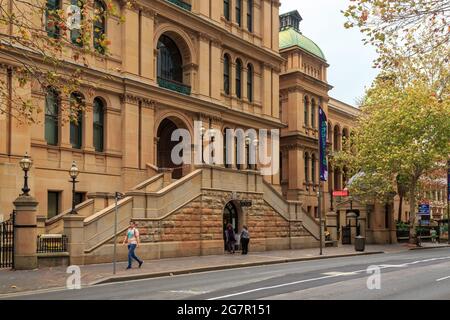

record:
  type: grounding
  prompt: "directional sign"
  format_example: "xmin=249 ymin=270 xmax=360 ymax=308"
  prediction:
xmin=333 ymin=190 xmax=349 ymax=197
xmin=240 ymin=200 xmax=252 ymax=207
xmin=418 ymin=203 xmax=430 ymax=216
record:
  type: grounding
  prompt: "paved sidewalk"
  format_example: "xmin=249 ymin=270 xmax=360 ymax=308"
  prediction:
xmin=0 ymin=243 xmax=448 ymax=295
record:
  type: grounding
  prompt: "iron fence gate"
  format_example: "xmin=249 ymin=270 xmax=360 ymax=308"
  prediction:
xmin=0 ymin=211 xmax=15 ymax=269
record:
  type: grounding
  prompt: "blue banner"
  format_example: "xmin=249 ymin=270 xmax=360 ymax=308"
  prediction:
xmin=319 ymin=106 xmax=328 ymax=181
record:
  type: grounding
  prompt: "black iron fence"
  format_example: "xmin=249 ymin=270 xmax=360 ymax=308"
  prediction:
xmin=0 ymin=212 xmax=15 ymax=269
xmin=37 ymin=235 xmax=68 ymax=253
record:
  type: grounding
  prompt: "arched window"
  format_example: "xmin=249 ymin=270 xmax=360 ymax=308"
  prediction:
xmin=342 ymin=128 xmax=349 ymax=150
xmin=70 ymin=92 xmax=84 ymax=149
xmin=236 ymin=0 xmax=242 ymax=27
xmin=328 ymin=122 xmax=332 ymax=143
xmin=224 ymin=0 xmax=230 ymax=21
xmin=45 ymin=87 xmax=59 ymax=145
xmin=46 ymin=0 xmax=61 ymax=38
xmin=334 ymin=168 xmax=341 ymax=190
xmin=343 ymin=166 xmax=349 ymax=186
xmin=311 ymin=153 xmax=316 ymax=183
xmin=311 ymin=99 xmax=316 ymax=128
xmin=333 ymin=125 xmax=340 ymax=151
xmin=304 ymin=152 xmax=310 ymax=183
xmin=304 ymin=96 xmax=309 ymax=127
xmin=93 ymin=0 xmax=106 ymax=54
xmin=247 ymin=63 xmax=253 ymax=102
xmin=70 ymin=0 xmax=84 ymax=46
xmin=223 ymin=54 xmax=231 ymax=95
xmin=247 ymin=0 xmax=253 ymax=32
xmin=93 ymin=98 xmax=104 ymax=152
xmin=157 ymin=35 xmax=183 ymax=83
xmin=236 ymin=59 xmax=242 ymax=99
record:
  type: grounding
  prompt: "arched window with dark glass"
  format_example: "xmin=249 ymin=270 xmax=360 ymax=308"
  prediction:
xmin=342 ymin=128 xmax=349 ymax=150
xmin=93 ymin=0 xmax=106 ymax=54
xmin=236 ymin=0 xmax=242 ymax=27
xmin=311 ymin=99 xmax=316 ymax=128
xmin=333 ymin=125 xmax=340 ymax=151
xmin=45 ymin=87 xmax=59 ymax=145
xmin=70 ymin=0 xmax=84 ymax=46
xmin=304 ymin=152 xmax=310 ymax=183
xmin=70 ymin=92 xmax=84 ymax=149
xmin=157 ymin=35 xmax=183 ymax=83
xmin=224 ymin=0 xmax=230 ymax=21
xmin=311 ymin=153 xmax=316 ymax=183
xmin=247 ymin=0 xmax=253 ymax=32
xmin=304 ymin=96 xmax=309 ymax=127
xmin=236 ymin=59 xmax=242 ymax=99
xmin=46 ymin=0 xmax=61 ymax=38
xmin=247 ymin=63 xmax=253 ymax=102
xmin=93 ymin=98 xmax=104 ymax=152
xmin=328 ymin=122 xmax=332 ymax=143
xmin=223 ymin=54 xmax=231 ymax=95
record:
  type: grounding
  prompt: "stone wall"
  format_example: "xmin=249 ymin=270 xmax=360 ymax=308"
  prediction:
xmin=134 ymin=189 xmax=316 ymax=255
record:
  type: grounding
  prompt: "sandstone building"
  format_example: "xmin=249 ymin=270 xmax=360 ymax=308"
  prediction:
xmin=0 ymin=1 xmax=397 ymax=265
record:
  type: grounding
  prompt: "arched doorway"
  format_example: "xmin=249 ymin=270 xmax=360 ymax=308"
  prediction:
xmin=157 ymin=118 xmax=185 ymax=179
xmin=223 ymin=201 xmax=244 ymax=250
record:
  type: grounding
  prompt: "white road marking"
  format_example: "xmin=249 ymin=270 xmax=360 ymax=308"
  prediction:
xmin=169 ymin=290 xmax=210 ymax=295
xmin=436 ymin=276 xmax=450 ymax=282
xmin=208 ymin=256 xmax=450 ymax=300
xmin=322 ymin=272 xmax=358 ymax=276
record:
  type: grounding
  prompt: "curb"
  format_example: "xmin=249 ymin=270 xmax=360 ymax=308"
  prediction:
xmin=409 ymin=245 xmax=450 ymax=251
xmin=91 ymin=251 xmax=384 ymax=286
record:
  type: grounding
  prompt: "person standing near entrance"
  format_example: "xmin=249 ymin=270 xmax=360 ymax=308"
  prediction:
xmin=123 ymin=221 xmax=143 ymax=269
xmin=240 ymin=225 xmax=250 ymax=255
xmin=225 ymin=223 xmax=236 ymax=254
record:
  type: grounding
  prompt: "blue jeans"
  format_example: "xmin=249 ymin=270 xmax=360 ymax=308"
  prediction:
xmin=127 ymin=244 xmax=142 ymax=268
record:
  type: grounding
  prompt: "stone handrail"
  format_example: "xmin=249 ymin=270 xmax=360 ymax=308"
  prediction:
xmin=83 ymin=169 xmax=203 ymax=253
xmin=262 ymin=180 xmax=319 ymax=239
xmin=128 ymin=169 xmax=203 ymax=219
xmin=45 ymin=199 xmax=95 ymax=234
xmin=83 ymin=196 xmax=134 ymax=251
xmin=131 ymin=173 xmax=165 ymax=191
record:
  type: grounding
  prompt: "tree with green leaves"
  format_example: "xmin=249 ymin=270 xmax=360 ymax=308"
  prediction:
xmin=333 ymin=67 xmax=450 ymax=243
xmin=343 ymin=0 xmax=450 ymax=68
xmin=0 ymin=0 xmax=127 ymax=124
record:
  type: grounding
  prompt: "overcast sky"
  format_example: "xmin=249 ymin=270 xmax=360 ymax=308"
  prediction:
xmin=280 ymin=0 xmax=379 ymax=106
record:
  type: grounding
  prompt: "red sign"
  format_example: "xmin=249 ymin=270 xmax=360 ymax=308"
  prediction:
xmin=333 ymin=190 xmax=349 ymax=197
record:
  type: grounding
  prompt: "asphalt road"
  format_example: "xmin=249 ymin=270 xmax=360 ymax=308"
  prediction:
xmin=1 ymin=248 xmax=450 ymax=300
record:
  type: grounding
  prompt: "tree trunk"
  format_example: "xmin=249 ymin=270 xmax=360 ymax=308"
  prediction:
xmin=398 ymin=196 xmax=403 ymax=222
xmin=408 ymin=180 xmax=418 ymax=244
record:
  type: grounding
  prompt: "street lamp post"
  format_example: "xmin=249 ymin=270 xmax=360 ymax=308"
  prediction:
xmin=69 ymin=161 xmax=79 ymax=214
xmin=19 ymin=153 xmax=33 ymax=196
xmin=113 ymin=191 xmax=125 ymax=275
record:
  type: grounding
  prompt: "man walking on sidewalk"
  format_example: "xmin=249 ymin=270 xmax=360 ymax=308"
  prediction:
xmin=123 ymin=220 xmax=143 ymax=269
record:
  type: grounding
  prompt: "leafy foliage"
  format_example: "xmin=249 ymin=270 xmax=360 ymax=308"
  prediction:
xmin=0 ymin=0 xmax=129 ymax=123
xmin=343 ymin=0 xmax=450 ymax=68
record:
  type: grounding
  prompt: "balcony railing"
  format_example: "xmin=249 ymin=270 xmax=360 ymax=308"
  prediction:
xmin=158 ymin=77 xmax=191 ymax=96
xmin=166 ymin=0 xmax=192 ymax=11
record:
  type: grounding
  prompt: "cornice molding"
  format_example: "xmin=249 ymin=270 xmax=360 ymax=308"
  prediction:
xmin=120 ymin=94 xmax=156 ymax=109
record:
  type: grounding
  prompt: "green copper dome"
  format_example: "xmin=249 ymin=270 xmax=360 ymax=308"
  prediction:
xmin=279 ymin=27 xmax=326 ymax=61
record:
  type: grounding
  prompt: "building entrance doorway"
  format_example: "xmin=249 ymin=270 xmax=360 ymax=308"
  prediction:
xmin=223 ymin=201 xmax=242 ymax=250
xmin=157 ymin=118 xmax=184 ymax=179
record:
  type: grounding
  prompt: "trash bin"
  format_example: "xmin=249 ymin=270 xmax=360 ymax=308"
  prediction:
xmin=355 ymin=236 xmax=365 ymax=252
